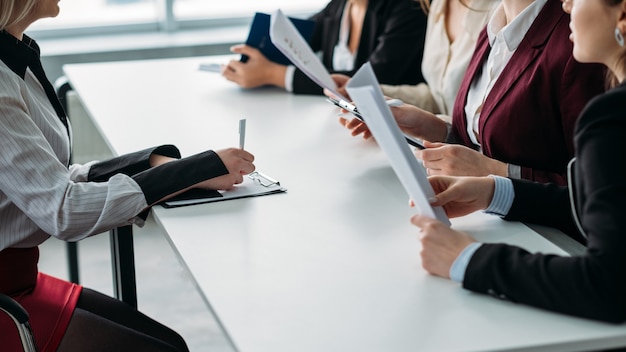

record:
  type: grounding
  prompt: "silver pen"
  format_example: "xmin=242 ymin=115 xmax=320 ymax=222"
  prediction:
xmin=239 ymin=118 xmax=246 ymax=149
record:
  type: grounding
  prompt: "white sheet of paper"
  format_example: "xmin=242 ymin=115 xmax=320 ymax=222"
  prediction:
xmin=269 ymin=9 xmax=349 ymax=101
xmin=346 ymin=63 xmax=449 ymax=224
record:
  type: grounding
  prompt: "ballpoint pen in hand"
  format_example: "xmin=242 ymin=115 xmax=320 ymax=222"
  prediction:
xmin=239 ymin=118 xmax=246 ymax=150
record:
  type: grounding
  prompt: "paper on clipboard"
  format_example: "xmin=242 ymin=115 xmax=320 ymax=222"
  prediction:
xmin=269 ymin=9 xmax=349 ymax=101
xmin=346 ymin=63 xmax=449 ymax=224
xmin=162 ymin=171 xmax=286 ymax=208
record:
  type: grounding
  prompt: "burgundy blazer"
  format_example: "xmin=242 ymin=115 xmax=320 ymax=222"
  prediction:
xmin=449 ymin=0 xmax=605 ymax=185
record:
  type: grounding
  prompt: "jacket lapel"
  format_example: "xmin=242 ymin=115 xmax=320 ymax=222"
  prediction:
xmin=453 ymin=30 xmax=491 ymax=146
xmin=478 ymin=0 xmax=565 ymax=135
xmin=357 ymin=0 xmax=384 ymax=64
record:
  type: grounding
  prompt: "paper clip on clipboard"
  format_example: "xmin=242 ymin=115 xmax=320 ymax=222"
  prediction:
xmin=326 ymin=97 xmax=425 ymax=150
xmin=248 ymin=171 xmax=280 ymax=187
xmin=161 ymin=171 xmax=286 ymax=208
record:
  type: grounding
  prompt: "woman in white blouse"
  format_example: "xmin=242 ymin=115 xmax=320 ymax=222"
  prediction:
xmin=332 ymin=0 xmax=499 ymax=116
xmin=0 ymin=0 xmax=255 ymax=351
xmin=381 ymin=0 xmax=499 ymax=115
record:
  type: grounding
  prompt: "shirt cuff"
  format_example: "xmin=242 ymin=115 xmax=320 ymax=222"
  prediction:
xmin=449 ymin=242 xmax=482 ymax=283
xmin=484 ymin=175 xmax=515 ymax=217
xmin=284 ymin=65 xmax=296 ymax=92
xmin=507 ymin=163 xmax=521 ymax=179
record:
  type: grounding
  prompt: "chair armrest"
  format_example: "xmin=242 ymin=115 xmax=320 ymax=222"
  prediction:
xmin=0 ymin=293 xmax=38 ymax=352
xmin=0 ymin=293 xmax=29 ymax=323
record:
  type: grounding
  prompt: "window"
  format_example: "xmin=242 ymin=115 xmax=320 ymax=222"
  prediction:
xmin=174 ymin=1 xmax=327 ymax=21
xmin=29 ymin=0 xmax=327 ymax=38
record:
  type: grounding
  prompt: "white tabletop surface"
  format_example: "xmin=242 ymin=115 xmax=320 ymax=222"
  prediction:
xmin=64 ymin=56 xmax=626 ymax=352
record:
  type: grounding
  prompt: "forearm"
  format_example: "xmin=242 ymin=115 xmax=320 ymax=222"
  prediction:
xmin=132 ymin=150 xmax=228 ymax=206
xmin=87 ymin=145 xmax=181 ymax=182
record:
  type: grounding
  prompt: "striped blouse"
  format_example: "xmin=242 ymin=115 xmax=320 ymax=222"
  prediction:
xmin=0 ymin=31 xmax=228 ymax=250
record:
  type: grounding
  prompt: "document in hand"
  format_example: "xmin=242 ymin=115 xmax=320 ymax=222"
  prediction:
xmin=346 ymin=63 xmax=449 ymax=224
xmin=161 ymin=171 xmax=286 ymax=208
xmin=243 ymin=12 xmax=315 ymax=66
xmin=269 ymin=9 xmax=349 ymax=101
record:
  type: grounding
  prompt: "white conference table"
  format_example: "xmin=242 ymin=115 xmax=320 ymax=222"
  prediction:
xmin=64 ymin=56 xmax=626 ymax=352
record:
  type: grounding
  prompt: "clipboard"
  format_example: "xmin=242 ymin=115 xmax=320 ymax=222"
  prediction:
xmin=242 ymin=12 xmax=315 ymax=66
xmin=346 ymin=63 xmax=449 ymax=224
xmin=161 ymin=171 xmax=286 ymax=208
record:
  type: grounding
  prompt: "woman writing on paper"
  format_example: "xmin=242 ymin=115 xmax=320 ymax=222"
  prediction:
xmin=341 ymin=0 xmax=605 ymax=186
xmin=0 ymin=0 xmax=255 ymax=350
xmin=411 ymin=0 xmax=626 ymax=323
xmin=222 ymin=0 xmax=428 ymax=95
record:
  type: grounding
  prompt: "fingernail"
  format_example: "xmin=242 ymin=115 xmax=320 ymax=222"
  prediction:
xmin=428 ymin=197 xmax=437 ymax=204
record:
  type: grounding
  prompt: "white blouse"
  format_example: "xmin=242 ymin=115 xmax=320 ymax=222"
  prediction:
xmin=381 ymin=0 xmax=499 ymax=115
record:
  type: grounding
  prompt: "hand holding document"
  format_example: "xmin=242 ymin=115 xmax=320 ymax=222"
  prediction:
xmin=270 ymin=10 xmax=425 ymax=149
xmin=346 ymin=63 xmax=449 ymax=224
xmin=243 ymin=12 xmax=315 ymax=65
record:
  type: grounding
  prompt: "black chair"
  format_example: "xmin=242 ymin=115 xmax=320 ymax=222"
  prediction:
xmin=0 ymin=293 xmax=38 ymax=352
xmin=54 ymin=76 xmax=138 ymax=308
xmin=54 ymin=76 xmax=80 ymax=285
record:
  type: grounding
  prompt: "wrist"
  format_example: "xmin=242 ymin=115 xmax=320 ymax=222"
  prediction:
xmin=270 ymin=63 xmax=287 ymax=88
xmin=429 ymin=114 xmax=449 ymax=142
xmin=149 ymin=154 xmax=177 ymax=168
xmin=491 ymin=159 xmax=508 ymax=177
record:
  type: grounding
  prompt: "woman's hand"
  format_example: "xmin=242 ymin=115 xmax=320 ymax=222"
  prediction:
xmin=337 ymin=104 xmax=448 ymax=142
xmin=427 ymin=175 xmax=495 ymax=218
xmin=195 ymin=148 xmax=256 ymax=191
xmin=222 ymin=45 xmax=287 ymax=88
xmin=411 ymin=215 xmax=476 ymax=279
xmin=325 ymin=73 xmax=352 ymax=99
xmin=339 ymin=116 xmax=373 ymax=139
xmin=393 ymin=105 xmax=448 ymax=142
xmin=416 ymin=141 xmax=508 ymax=177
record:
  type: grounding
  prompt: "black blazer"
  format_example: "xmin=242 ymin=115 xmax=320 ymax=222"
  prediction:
xmin=293 ymin=0 xmax=427 ymax=95
xmin=463 ymin=82 xmax=626 ymax=323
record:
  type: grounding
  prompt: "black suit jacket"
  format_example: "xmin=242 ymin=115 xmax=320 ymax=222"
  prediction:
xmin=293 ymin=0 xmax=427 ymax=95
xmin=463 ymin=82 xmax=626 ymax=323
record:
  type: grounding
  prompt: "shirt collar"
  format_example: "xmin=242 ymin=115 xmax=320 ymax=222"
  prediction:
xmin=0 ymin=30 xmax=40 ymax=79
xmin=487 ymin=0 xmax=548 ymax=51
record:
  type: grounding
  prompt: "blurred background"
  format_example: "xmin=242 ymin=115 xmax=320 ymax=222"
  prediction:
xmin=35 ymin=0 xmax=326 ymax=82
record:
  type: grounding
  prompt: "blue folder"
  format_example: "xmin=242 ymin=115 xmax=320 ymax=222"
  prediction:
xmin=242 ymin=12 xmax=315 ymax=65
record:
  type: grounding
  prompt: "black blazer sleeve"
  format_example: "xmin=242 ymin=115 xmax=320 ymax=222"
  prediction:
xmin=503 ymin=179 xmax=581 ymax=241
xmin=463 ymin=85 xmax=626 ymax=323
xmin=293 ymin=0 xmax=427 ymax=95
